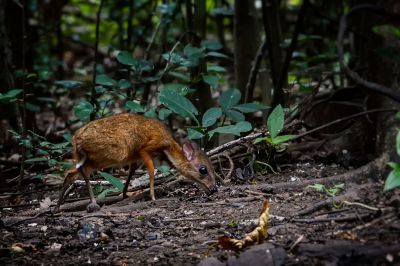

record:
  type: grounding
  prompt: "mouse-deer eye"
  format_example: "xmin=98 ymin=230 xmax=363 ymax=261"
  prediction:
xmin=198 ymin=165 xmax=208 ymax=175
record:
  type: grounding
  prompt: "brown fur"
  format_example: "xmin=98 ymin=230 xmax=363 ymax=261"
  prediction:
xmin=55 ymin=113 xmax=217 ymax=212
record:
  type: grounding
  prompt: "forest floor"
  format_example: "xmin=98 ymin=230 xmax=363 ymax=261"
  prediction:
xmin=1 ymin=159 xmax=400 ymax=265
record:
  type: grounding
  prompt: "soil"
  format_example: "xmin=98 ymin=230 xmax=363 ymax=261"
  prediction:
xmin=1 ymin=161 xmax=400 ymax=265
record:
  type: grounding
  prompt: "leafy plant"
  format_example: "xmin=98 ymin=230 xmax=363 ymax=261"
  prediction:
xmin=255 ymin=104 xmax=296 ymax=149
xmin=384 ymin=130 xmax=400 ymax=191
xmin=9 ymin=130 xmax=73 ymax=179
xmin=158 ymin=88 xmax=267 ymax=140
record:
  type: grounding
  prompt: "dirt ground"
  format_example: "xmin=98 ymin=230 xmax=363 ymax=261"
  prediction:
xmin=1 ymin=160 xmax=400 ymax=265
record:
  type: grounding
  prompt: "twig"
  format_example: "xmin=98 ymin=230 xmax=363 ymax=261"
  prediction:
xmin=90 ymin=0 xmax=104 ymax=121
xmin=194 ymin=196 xmax=264 ymax=207
xmin=207 ymin=132 xmax=263 ymax=156
xmin=333 ymin=213 xmax=396 ymax=236
xmin=293 ymin=108 xmax=396 ymax=140
xmin=337 ymin=5 xmax=400 ymax=102
xmin=342 ymin=200 xmax=379 ymax=211
xmin=18 ymin=0 xmax=27 ymax=189
xmin=293 ymin=212 xmax=373 ymax=224
xmin=288 ymin=235 xmax=304 ymax=253
xmin=245 ymin=38 xmax=267 ymax=102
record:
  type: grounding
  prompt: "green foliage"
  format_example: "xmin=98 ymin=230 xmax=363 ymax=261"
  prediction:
xmin=227 ymin=220 xmax=239 ymax=228
xmin=384 ymin=131 xmax=400 ymax=191
xmin=98 ymin=171 xmax=124 ymax=191
xmin=0 ymin=89 xmax=22 ymax=103
xmin=74 ymin=101 xmax=94 ymax=122
xmin=307 ymin=183 xmax=344 ymax=197
xmin=9 ymin=130 xmax=72 ymax=174
xmin=255 ymin=104 xmax=296 ymax=148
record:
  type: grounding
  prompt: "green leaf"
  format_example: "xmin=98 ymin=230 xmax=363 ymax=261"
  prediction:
xmin=54 ymin=80 xmax=83 ymax=89
xmin=206 ymin=51 xmax=229 ymax=59
xmin=161 ymin=83 xmax=194 ymax=96
xmin=254 ymin=137 xmax=267 ymax=144
xmin=25 ymin=157 xmax=48 ymax=163
xmin=116 ymin=51 xmax=137 ymax=66
xmin=388 ymin=162 xmax=400 ymax=169
xmin=396 ymin=131 xmax=400 ymax=156
xmin=307 ymin=183 xmax=325 ymax=192
xmin=202 ymin=74 xmax=220 ymax=89
xmin=201 ymin=40 xmax=223 ymax=50
xmin=97 ymin=188 xmax=120 ymax=200
xmin=271 ymin=135 xmax=297 ymax=145
xmin=225 ymin=109 xmax=245 ymax=122
xmin=118 ymin=79 xmax=132 ymax=90
xmin=267 ymin=104 xmax=284 ymax=139
xmin=208 ymin=121 xmax=252 ymax=137
xmin=384 ymin=167 xmax=400 ymax=191
xmin=158 ymin=89 xmax=199 ymax=125
xmin=220 ymin=89 xmax=241 ymax=109
xmin=157 ymin=165 xmax=171 ymax=174
xmin=183 ymin=45 xmax=204 ymax=58
xmin=202 ymin=107 xmax=222 ymax=127
xmin=144 ymin=107 xmax=157 ymax=118
xmin=158 ymin=108 xmax=173 ymax=120
xmin=25 ymin=103 xmax=40 ymax=112
xmin=99 ymin=171 xmax=124 ymax=191
xmin=74 ymin=100 xmax=94 ymax=121
xmin=168 ymin=71 xmax=190 ymax=82
xmin=0 ymin=89 xmax=23 ymax=103
xmin=233 ymin=103 xmax=269 ymax=113
xmin=207 ymin=65 xmax=226 ymax=73
xmin=188 ymin=128 xmax=206 ymax=139
xmin=125 ymin=101 xmax=145 ymax=113
xmin=96 ymin=74 xmax=117 ymax=87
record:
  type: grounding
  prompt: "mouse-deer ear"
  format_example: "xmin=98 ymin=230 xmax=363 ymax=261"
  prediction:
xmin=183 ymin=141 xmax=198 ymax=161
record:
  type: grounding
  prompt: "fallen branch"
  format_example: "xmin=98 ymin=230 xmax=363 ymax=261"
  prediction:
xmin=238 ymin=154 xmax=388 ymax=193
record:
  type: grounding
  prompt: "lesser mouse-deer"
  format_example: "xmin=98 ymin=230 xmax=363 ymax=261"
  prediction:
xmin=54 ymin=113 xmax=217 ymax=212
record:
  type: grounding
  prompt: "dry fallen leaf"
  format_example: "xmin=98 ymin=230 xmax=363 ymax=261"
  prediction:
xmin=218 ymin=201 xmax=270 ymax=251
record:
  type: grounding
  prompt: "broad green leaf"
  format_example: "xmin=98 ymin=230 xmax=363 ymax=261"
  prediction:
xmin=384 ymin=167 xmax=400 ymax=191
xmin=96 ymin=74 xmax=117 ymax=87
xmin=168 ymin=71 xmax=190 ymax=82
xmin=225 ymin=109 xmax=245 ymax=122
xmin=202 ymin=74 xmax=220 ymax=89
xmin=74 ymin=100 xmax=94 ymax=121
xmin=97 ymin=188 xmax=120 ymax=200
xmin=161 ymin=83 xmax=194 ymax=96
xmin=0 ymin=89 xmax=23 ymax=103
xmin=118 ymin=79 xmax=131 ymax=90
xmin=144 ymin=107 xmax=157 ymax=118
xmin=158 ymin=108 xmax=173 ymax=120
xmin=372 ymin=25 xmax=400 ymax=39
xmin=116 ymin=51 xmax=137 ymax=66
xmin=157 ymin=165 xmax=171 ymax=174
xmin=183 ymin=45 xmax=204 ymax=58
xmin=206 ymin=51 xmax=229 ymax=58
xmin=233 ymin=103 xmax=269 ymax=113
xmin=25 ymin=103 xmax=40 ymax=112
xmin=208 ymin=121 xmax=252 ymax=137
xmin=125 ymin=101 xmax=145 ymax=113
xmin=25 ymin=157 xmax=48 ymax=163
xmin=99 ymin=171 xmax=124 ymax=191
xmin=54 ymin=80 xmax=83 ymax=89
xmin=162 ymin=52 xmax=184 ymax=64
xmin=220 ymin=89 xmax=241 ymax=109
xmin=254 ymin=137 xmax=268 ymax=144
xmin=158 ymin=89 xmax=199 ymax=125
xmin=396 ymin=131 xmax=400 ymax=156
xmin=207 ymin=65 xmax=226 ymax=73
xmin=271 ymin=135 xmax=297 ymax=145
xmin=267 ymin=104 xmax=284 ymax=139
xmin=188 ymin=128 xmax=205 ymax=139
xmin=202 ymin=107 xmax=222 ymax=127
xmin=201 ymin=40 xmax=223 ymax=50
xmin=388 ymin=162 xmax=399 ymax=169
